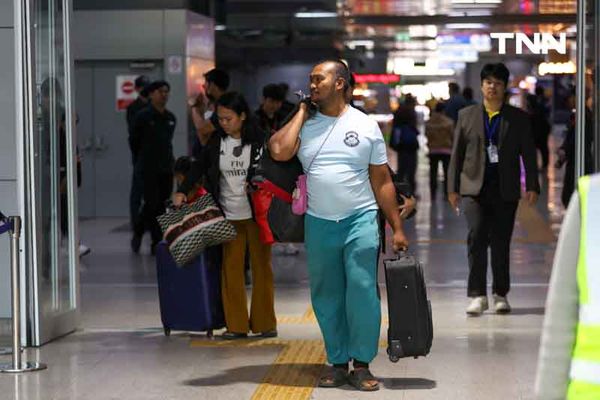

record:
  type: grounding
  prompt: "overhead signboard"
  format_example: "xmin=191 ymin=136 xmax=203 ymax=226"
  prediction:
xmin=353 ymin=74 xmax=401 ymax=84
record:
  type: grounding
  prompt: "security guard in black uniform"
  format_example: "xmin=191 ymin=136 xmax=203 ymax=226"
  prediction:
xmin=126 ymin=75 xmax=150 ymax=228
xmin=130 ymin=80 xmax=176 ymax=255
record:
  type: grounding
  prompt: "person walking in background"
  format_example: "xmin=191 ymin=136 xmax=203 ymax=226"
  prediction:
xmin=463 ymin=87 xmax=476 ymax=106
xmin=131 ymin=81 xmax=176 ymax=255
xmin=173 ymin=92 xmax=277 ymax=340
xmin=391 ymin=94 xmax=419 ymax=193
xmin=447 ymin=63 xmax=539 ymax=316
xmin=255 ymin=83 xmax=285 ymax=135
xmin=425 ymin=102 xmax=454 ymax=201
xmin=126 ymin=75 xmax=150 ymax=229
xmin=526 ymin=93 xmax=551 ymax=171
xmin=445 ymin=82 xmax=467 ymax=123
xmin=346 ymin=73 xmax=367 ymax=114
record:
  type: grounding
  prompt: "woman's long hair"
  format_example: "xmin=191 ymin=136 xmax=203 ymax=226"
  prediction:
xmin=216 ymin=91 xmax=265 ymax=146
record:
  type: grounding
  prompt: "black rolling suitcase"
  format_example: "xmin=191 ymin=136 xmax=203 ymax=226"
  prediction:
xmin=384 ymin=253 xmax=433 ymax=362
xmin=155 ymin=242 xmax=225 ymax=336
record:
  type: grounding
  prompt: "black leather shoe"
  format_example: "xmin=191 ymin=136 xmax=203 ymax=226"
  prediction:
xmin=221 ymin=331 xmax=248 ymax=340
xmin=257 ymin=330 xmax=278 ymax=338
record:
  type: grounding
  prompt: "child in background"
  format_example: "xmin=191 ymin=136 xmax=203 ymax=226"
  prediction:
xmin=174 ymin=156 xmax=207 ymax=203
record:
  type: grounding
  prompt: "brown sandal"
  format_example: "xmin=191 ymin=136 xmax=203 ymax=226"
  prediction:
xmin=318 ymin=366 xmax=348 ymax=388
xmin=348 ymin=368 xmax=380 ymax=391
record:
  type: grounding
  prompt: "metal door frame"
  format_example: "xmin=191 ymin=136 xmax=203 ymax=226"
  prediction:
xmin=14 ymin=0 xmax=80 ymax=346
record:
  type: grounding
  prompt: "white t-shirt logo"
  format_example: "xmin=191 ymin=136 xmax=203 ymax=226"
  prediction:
xmin=344 ymin=131 xmax=360 ymax=147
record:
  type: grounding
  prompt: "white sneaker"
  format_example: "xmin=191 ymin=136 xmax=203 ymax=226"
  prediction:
xmin=493 ymin=295 xmax=511 ymax=314
xmin=466 ymin=296 xmax=488 ymax=316
xmin=78 ymin=244 xmax=91 ymax=258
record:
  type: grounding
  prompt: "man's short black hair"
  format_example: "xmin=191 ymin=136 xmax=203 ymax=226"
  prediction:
xmin=480 ymin=63 xmax=510 ymax=87
xmin=174 ymin=156 xmax=192 ymax=175
xmin=462 ymin=87 xmax=473 ymax=100
xmin=348 ymin=73 xmax=356 ymax=88
xmin=535 ymin=86 xmax=545 ymax=97
xmin=262 ymin=83 xmax=285 ymax=101
xmin=134 ymin=75 xmax=150 ymax=89
xmin=317 ymin=59 xmax=351 ymax=90
xmin=448 ymin=82 xmax=460 ymax=95
xmin=279 ymin=82 xmax=290 ymax=95
xmin=204 ymin=68 xmax=230 ymax=91
xmin=146 ymin=80 xmax=170 ymax=94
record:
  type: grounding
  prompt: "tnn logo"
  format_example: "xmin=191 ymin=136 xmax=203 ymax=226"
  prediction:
xmin=490 ymin=33 xmax=567 ymax=55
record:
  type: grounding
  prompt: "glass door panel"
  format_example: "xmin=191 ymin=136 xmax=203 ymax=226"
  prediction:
xmin=25 ymin=0 xmax=78 ymax=345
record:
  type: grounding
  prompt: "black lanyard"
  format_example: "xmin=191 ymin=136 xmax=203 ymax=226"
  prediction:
xmin=484 ymin=114 xmax=501 ymax=145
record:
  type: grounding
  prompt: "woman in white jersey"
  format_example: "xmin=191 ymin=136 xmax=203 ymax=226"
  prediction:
xmin=174 ymin=92 xmax=277 ymax=340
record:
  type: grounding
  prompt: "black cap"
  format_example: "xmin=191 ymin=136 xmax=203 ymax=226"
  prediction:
xmin=134 ymin=75 xmax=151 ymax=89
xmin=146 ymin=80 xmax=170 ymax=94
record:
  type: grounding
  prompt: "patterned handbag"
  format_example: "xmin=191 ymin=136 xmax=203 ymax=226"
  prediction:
xmin=157 ymin=195 xmax=237 ymax=267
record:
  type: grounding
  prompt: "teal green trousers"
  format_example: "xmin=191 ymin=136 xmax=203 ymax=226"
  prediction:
xmin=305 ymin=209 xmax=381 ymax=364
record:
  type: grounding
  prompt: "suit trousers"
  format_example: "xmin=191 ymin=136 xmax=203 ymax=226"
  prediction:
xmin=428 ymin=153 xmax=450 ymax=199
xmin=396 ymin=149 xmax=418 ymax=192
xmin=463 ymin=181 xmax=518 ymax=297
xmin=221 ymin=219 xmax=276 ymax=334
xmin=134 ymin=171 xmax=172 ymax=245
xmin=130 ymin=159 xmax=144 ymax=227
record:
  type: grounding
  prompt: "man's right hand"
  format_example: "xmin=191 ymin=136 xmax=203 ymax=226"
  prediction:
xmin=448 ymin=192 xmax=460 ymax=212
xmin=172 ymin=192 xmax=187 ymax=207
xmin=392 ymin=230 xmax=409 ymax=252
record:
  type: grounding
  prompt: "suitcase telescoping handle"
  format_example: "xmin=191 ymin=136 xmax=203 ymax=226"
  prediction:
xmin=395 ymin=249 xmax=409 ymax=258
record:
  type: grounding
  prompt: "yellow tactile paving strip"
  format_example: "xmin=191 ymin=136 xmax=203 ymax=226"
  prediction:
xmin=189 ymin=307 xmax=389 ymax=400
xmin=275 ymin=307 xmax=317 ymax=324
xmin=250 ymin=339 xmax=326 ymax=400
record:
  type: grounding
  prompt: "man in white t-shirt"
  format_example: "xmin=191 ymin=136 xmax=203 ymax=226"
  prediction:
xmin=269 ymin=60 xmax=409 ymax=391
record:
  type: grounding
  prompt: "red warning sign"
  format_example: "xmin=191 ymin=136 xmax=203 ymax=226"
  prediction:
xmin=116 ymin=75 xmax=138 ymax=111
xmin=121 ymin=80 xmax=135 ymax=95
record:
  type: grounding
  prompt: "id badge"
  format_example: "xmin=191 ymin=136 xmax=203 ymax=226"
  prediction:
xmin=487 ymin=144 xmax=499 ymax=164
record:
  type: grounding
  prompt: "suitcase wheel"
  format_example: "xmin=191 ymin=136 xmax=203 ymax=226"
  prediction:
xmin=387 ymin=347 xmax=400 ymax=363
xmin=164 ymin=327 xmax=171 ymax=336
xmin=207 ymin=329 xmax=213 ymax=338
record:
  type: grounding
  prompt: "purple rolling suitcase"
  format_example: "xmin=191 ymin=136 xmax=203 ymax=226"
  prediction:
xmin=155 ymin=242 xmax=225 ymax=336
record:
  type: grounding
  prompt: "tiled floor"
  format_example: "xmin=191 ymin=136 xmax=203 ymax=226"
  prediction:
xmin=0 ymin=140 xmax=566 ymax=399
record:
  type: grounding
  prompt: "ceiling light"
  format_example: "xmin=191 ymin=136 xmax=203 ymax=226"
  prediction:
xmin=451 ymin=0 xmax=502 ymax=4
xmin=409 ymin=25 xmax=438 ymax=38
xmin=294 ymin=11 xmax=338 ymax=18
xmin=449 ymin=10 xmax=493 ymax=16
xmin=445 ymin=23 xmax=489 ymax=29
xmin=215 ymin=25 xmax=226 ymax=31
xmin=345 ymin=40 xmax=375 ymax=50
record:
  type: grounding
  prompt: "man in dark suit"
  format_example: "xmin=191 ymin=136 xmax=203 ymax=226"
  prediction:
xmin=447 ymin=63 xmax=540 ymax=316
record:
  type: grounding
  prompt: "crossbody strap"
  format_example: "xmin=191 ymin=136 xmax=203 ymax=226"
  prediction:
xmin=306 ymin=106 xmax=348 ymax=173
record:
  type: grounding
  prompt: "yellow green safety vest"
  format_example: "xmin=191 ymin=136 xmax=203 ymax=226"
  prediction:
xmin=568 ymin=174 xmax=600 ymax=399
